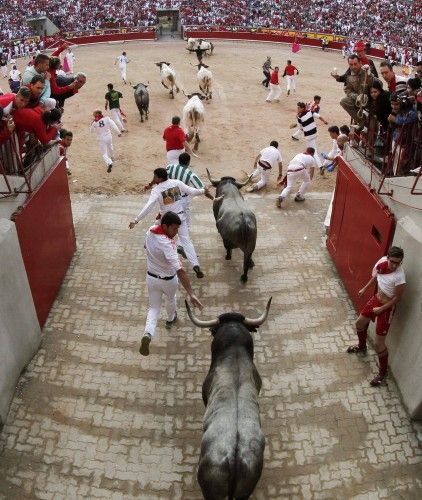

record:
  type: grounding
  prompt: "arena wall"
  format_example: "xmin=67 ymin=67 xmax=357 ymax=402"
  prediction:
xmin=0 ymin=219 xmax=41 ymax=429
xmin=183 ymin=30 xmax=385 ymax=58
xmin=47 ymin=30 xmax=155 ymax=48
xmin=12 ymin=158 xmax=77 ymax=328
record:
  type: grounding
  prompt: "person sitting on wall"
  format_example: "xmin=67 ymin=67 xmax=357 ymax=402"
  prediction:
xmin=12 ymin=106 xmax=63 ymax=146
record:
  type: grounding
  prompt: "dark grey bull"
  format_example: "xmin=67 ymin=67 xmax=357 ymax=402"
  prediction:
xmin=207 ymin=170 xmax=256 ymax=283
xmin=185 ymin=298 xmax=271 ymax=500
xmin=133 ymin=83 xmax=149 ymax=122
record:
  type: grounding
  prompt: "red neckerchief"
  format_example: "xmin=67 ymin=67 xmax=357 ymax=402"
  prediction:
xmin=94 ymin=114 xmax=103 ymax=122
xmin=376 ymin=259 xmax=394 ymax=274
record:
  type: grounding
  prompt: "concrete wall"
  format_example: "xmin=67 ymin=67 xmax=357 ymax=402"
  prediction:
xmin=387 ymin=217 xmax=422 ymax=419
xmin=0 ymin=219 xmax=41 ymax=429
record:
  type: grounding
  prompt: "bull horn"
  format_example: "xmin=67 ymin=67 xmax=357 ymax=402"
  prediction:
xmin=235 ymin=174 xmax=254 ymax=188
xmin=185 ymin=300 xmax=219 ymax=328
xmin=206 ymin=168 xmax=220 ymax=186
xmin=244 ymin=297 xmax=272 ymax=327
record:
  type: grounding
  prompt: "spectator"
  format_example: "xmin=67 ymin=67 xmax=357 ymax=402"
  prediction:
xmin=48 ymin=56 xmax=80 ymax=108
xmin=380 ymin=61 xmax=408 ymax=96
xmin=12 ymin=107 xmax=62 ymax=145
xmin=367 ymin=80 xmax=392 ymax=131
xmin=22 ymin=53 xmax=56 ymax=108
xmin=354 ymin=40 xmax=378 ymax=77
xmin=59 ymin=129 xmax=73 ymax=175
xmin=8 ymin=64 xmax=21 ymax=93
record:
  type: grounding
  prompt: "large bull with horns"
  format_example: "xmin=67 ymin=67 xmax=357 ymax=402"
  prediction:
xmin=207 ymin=170 xmax=256 ymax=283
xmin=186 ymin=298 xmax=271 ymax=500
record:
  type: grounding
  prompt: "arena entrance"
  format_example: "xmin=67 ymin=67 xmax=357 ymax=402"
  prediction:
xmin=156 ymin=9 xmax=180 ymax=38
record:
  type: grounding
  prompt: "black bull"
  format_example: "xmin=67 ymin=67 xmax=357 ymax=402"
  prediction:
xmin=133 ymin=83 xmax=149 ymax=122
xmin=207 ymin=171 xmax=257 ymax=283
xmin=186 ymin=298 xmax=272 ymax=500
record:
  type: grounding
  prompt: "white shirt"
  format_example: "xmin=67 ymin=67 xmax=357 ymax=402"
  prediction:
xmin=144 ymin=226 xmax=182 ymax=277
xmin=372 ymin=257 xmax=406 ymax=298
xmin=259 ymin=146 xmax=282 ymax=168
xmin=288 ymin=153 xmax=316 ymax=171
xmin=9 ymin=69 xmax=20 ymax=81
xmin=90 ymin=116 xmax=120 ymax=141
xmin=117 ymin=55 xmax=128 ymax=66
xmin=135 ymin=179 xmax=204 ymax=223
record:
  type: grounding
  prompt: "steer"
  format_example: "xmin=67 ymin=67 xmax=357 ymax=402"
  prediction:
xmin=196 ymin=63 xmax=213 ymax=100
xmin=155 ymin=61 xmax=180 ymax=98
xmin=183 ymin=92 xmax=205 ymax=152
xmin=132 ymin=83 xmax=149 ymax=122
xmin=207 ymin=170 xmax=256 ymax=283
xmin=186 ymin=38 xmax=214 ymax=56
xmin=185 ymin=298 xmax=271 ymax=500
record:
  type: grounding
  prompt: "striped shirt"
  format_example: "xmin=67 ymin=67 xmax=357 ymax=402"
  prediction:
xmin=297 ymin=109 xmax=319 ymax=139
xmin=166 ymin=163 xmax=204 ymax=189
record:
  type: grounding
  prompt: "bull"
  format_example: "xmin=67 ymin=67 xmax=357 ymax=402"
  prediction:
xmin=187 ymin=38 xmax=214 ymax=56
xmin=132 ymin=83 xmax=149 ymax=122
xmin=196 ymin=63 xmax=213 ymax=101
xmin=183 ymin=92 xmax=206 ymax=152
xmin=185 ymin=298 xmax=271 ymax=500
xmin=207 ymin=170 xmax=256 ymax=283
xmin=155 ymin=61 xmax=180 ymax=98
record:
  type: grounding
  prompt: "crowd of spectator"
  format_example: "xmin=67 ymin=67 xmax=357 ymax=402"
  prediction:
xmin=0 ymin=0 xmax=421 ymax=52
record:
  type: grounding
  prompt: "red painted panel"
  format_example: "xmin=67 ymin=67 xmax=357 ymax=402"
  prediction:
xmin=12 ymin=159 xmax=76 ymax=327
xmin=327 ymin=158 xmax=395 ymax=311
xmin=184 ymin=30 xmax=384 ymax=57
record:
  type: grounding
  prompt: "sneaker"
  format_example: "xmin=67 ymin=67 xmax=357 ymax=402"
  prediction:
xmin=326 ymin=163 xmax=335 ymax=173
xmin=139 ymin=333 xmax=151 ymax=356
xmin=193 ymin=265 xmax=204 ymax=278
xmin=319 ymin=166 xmax=325 ymax=175
xmin=370 ymin=373 xmax=386 ymax=387
xmin=287 ymin=90 xmax=290 ymax=96
xmin=246 ymin=185 xmax=259 ymax=193
xmin=107 ymin=164 xmax=113 ymax=173
xmin=165 ymin=312 xmax=177 ymax=330
xmin=291 ymin=136 xmax=299 ymax=141
xmin=177 ymin=245 xmax=188 ymax=259
xmin=294 ymin=194 xmax=306 ymax=202
xmin=276 ymin=197 xmax=282 ymax=208
xmin=346 ymin=344 xmax=367 ymax=354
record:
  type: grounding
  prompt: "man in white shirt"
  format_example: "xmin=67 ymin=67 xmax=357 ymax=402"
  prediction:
xmin=247 ymin=140 xmax=283 ymax=192
xmin=115 ymin=52 xmax=129 ymax=84
xmin=139 ymin=211 xmax=204 ymax=356
xmin=347 ymin=246 xmax=406 ymax=386
xmin=8 ymin=65 xmax=21 ymax=93
xmin=90 ymin=109 xmax=121 ymax=172
xmin=129 ymin=167 xmax=213 ymax=279
xmin=276 ymin=148 xmax=317 ymax=206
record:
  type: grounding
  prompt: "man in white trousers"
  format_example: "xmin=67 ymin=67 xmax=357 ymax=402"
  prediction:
xmin=138 ymin=211 xmax=203 ymax=356
xmin=90 ymin=109 xmax=121 ymax=173
xmin=293 ymin=102 xmax=323 ymax=169
xmin=129 ymin=167 xmax=213 ymax=279
xmin=266 ymin=66 xmax=282 ymax=102
xmin=282 ymin=60 xmax=299 ymax=96
xmin=276 ymin=147 xmax=317 ymax=206
xmin=105 ymin=83 xmax=126 ymax=133
xmin=115 ymin=51 xmax=129 ymax=84
xmin=247 ymin=140 xmax=283 ymax=192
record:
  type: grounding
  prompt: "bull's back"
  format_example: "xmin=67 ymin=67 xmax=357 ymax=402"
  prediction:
xmin=216 ymin=205 xmax=257 ymax=254
xmin=198 ymin=353 xmax=263 ymax=499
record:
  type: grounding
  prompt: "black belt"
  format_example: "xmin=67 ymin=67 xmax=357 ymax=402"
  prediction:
xmin=147 ymin=271 xmax=176 ymax=281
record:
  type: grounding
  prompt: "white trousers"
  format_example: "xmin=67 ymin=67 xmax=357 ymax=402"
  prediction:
xmin=292 ymin=127 xmax=303 ymax=139
xmin=305 ymin=136 xmax=322 ymax=168
xmin=166 ymin=148 xmax=185 ymax=164
xmin=144 ymin=274 xmax=178 ymax=337
xmin=286 ymin=75 xmax=296 ymax=91
xmin=177 ymin=217 xmax=199 ymax=267
xmin=98 ymin=137 xmax=113 ymax=166
xmin=110 ymin=108 xmax=125 ymax=132
xmin=279 ymin=169 xmax=312 ymax=199
xmin=1 ymin=66 xmax=7 ymax=77
xmin=182 ymin=196 xmax=191 ymax=228
xmin=119 ymin=64 xmax=127 ymax=81
xmin=251 ymin=165 xmax=270 ymax=189
xmin=266 ymin=83 xmax=281 ymax=101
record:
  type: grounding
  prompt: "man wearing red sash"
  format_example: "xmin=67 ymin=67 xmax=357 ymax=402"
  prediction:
xmin=347 ymin=246 xmax=406 ymax=386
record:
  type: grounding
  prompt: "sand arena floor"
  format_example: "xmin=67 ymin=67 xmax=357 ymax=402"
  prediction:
xmin=35 ymin=39 xmax=350 ymax=194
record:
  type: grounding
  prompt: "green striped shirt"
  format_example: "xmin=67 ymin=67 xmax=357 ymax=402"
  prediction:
xmin=166 ymin=163 xmax=204 ymax=189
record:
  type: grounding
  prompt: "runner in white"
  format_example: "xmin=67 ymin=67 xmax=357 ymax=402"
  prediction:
xmin=115 ymin=52 xmax=129 ymax=84
xmin=90 ymin=109 xmax=121 ymax=173
xmin=247 ymin=140 xmax=283 ymax=192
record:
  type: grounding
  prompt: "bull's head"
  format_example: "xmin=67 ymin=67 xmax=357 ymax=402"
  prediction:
xmin=155 ymin=62 xmax=171 ymax=68
xmin=185 ymin=297 xmax=272 ymax=329
xmin=206 ymin=169 xmax=252 ymax=189
xmin=183 ymin=90 xmax=206 ymax=101
xmin=132 ymin=82 xmax=149 ymax=90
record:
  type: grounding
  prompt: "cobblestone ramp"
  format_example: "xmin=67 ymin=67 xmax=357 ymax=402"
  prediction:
xmin=1 ymin=194 xmax=421 ymax=499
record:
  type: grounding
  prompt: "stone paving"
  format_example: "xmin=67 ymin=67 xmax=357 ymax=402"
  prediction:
xmin=1 ymin=193 xmax=422 ymax=499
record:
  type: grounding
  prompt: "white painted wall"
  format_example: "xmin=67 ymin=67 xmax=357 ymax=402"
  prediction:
xmin=0 ymin=219 xmax=41 ymax=429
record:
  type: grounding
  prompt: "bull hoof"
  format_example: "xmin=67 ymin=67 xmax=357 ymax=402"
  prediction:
xmin=225 ymin=255 xmax=231 ymax=260
xmin=240 ymin=274 xmax=248 ymax=283
xmin=140 ymin=119 xmax=144 ymax=123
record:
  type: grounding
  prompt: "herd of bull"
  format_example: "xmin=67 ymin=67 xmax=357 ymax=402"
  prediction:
xmin=133 ymin=40 xmax=268 ymax=499
xmin=133 ymin=39 xmax=214 ymax=150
